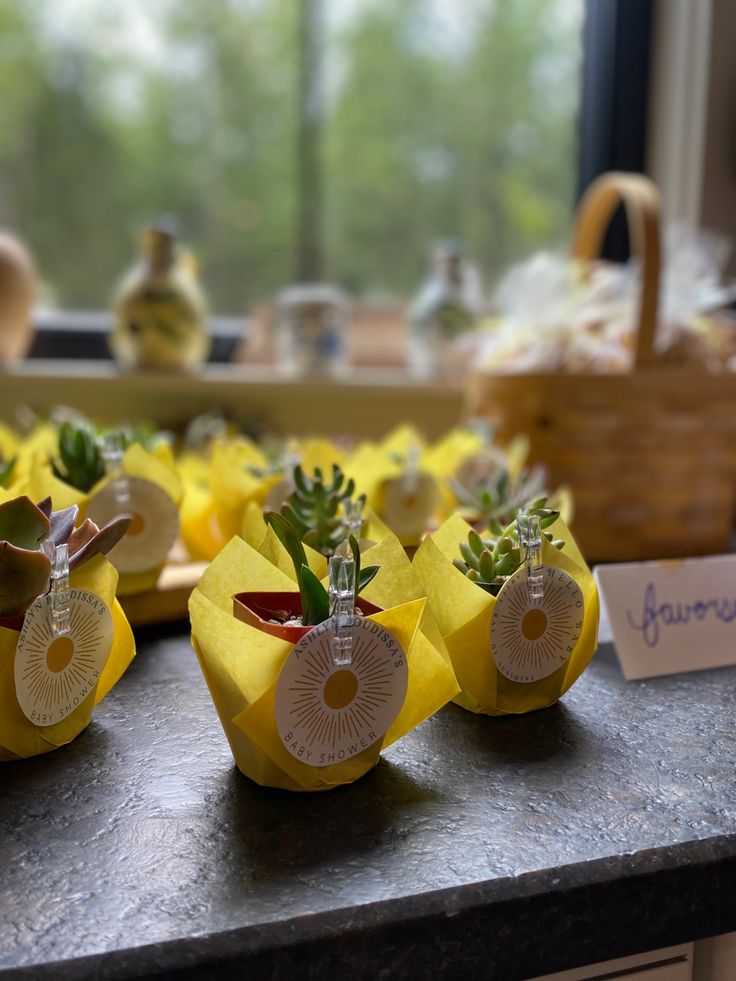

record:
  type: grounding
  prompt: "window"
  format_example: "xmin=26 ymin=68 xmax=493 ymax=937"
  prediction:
xmin=0 ymin=0 xmax=583 ymax=316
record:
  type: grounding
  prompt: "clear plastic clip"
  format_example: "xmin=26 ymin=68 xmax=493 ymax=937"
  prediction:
xmin=101 ymin=431 xmax=131 ymax=507
xmin=517 ymin=511 xmax=544 ymax=603
xmin=328 ymin=554 xmax=355 ymax=666
xmin=403 ymin=442 xmax=420 ymax=497
xmin=337 ymin=497 xmax=364 ymax=558
xmin=45 ymin=543 xmax=71 ymax=638
xmin=283 ymin=441 xmax=301 ymax=496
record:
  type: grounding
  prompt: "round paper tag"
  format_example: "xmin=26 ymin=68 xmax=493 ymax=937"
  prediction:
xmin=87 ymin=477 xmax=179 ymax=574
xmin=382 ymin=473 xmax=439 ymax=541
xmin=490 ymin=565 xmax=584 ymax=684
xmin=14 ymin=589 xmax=114 ymax=727
xmin=275 ymin=615 xmax=408 ymax=768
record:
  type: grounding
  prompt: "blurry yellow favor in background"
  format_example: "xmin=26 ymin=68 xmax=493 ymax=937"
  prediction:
xmin=86 ymin=437 xmax=182 ymax=596
xmin=413 ymin=506 xmax=599 ymax=716
xmin=189 ymin=516 xmax=458 ymax=791
xmin=0 ymin=496 xmax=136 ymax=760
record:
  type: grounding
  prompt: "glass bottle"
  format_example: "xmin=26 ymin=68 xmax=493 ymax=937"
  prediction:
xmin=111 ymin=223 xmax=209 ymax=372
xmin=409 ymin=241 xmax=484 ymax=378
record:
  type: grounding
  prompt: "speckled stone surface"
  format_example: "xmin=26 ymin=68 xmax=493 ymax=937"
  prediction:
xmin=1 ymin=627 xmax=735 ymax=981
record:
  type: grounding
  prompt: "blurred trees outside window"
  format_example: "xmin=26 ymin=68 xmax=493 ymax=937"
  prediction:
xmin=0 ymin=0 xmax=582 ymax=315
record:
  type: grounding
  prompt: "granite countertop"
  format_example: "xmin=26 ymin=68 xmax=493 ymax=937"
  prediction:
xmin=2 ymin=627 xmax=735 ymax=981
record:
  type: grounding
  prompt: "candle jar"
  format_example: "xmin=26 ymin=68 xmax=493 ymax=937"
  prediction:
xmin=275 ymin=283 xmax=349 ymax=377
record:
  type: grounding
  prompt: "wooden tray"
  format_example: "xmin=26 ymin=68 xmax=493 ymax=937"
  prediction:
xmin=120 ymin=561 xmax=207 ymax=628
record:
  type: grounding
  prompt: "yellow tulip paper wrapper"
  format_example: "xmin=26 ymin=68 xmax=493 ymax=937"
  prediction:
xmin=179 ymin=452 xmax=225 ymax=561
xmin=189 ymin=532 xmax=459 ymax=791
xmin=209 ymin=437 xmax=275 ymax=542
xmin=87 ymin=443 xmax=183 ymax=596
xmin=12 ymin=456 xmax=88 ymax=514
xmin=413 ymin=513 xmax=599 ymax=715
xmin=0 ymin=555 xmax=136 ymax=761
xmin=347 ymin=427 xmax=440 ymax=547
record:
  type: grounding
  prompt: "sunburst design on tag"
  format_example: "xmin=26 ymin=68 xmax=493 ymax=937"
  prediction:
xmin=87 ymin=477 xmax=179 ymax=574
xmin=490 ymin=565 xmax=584 ymax=684
xmin=14 ymin=590 xmax=113 ymax=726
xmin=275 ymin=615 xmax=408 ymax=767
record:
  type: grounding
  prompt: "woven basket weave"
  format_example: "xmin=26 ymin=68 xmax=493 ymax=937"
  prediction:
xmin=466 ymin=171 xmax=736 ymax=562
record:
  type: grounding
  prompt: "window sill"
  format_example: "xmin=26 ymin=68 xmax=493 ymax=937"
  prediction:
xmin=0 ymin=360 xmax=465 ymax=439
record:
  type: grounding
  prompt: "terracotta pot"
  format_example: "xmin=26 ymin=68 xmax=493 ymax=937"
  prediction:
xmin=0 ymin=613 xmax=24 ymax=632
xmin=233 ymin=590 xmax=383 ymax=642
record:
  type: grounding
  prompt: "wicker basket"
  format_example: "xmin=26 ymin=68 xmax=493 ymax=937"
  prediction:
xmin=466 ymin=171 xmax=736 ymax=562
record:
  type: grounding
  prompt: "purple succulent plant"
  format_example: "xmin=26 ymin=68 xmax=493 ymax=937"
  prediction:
xmin=0 ymin=496 xmax=130 ymax=618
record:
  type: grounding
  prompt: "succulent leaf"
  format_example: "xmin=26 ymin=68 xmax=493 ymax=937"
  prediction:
xmin=0 ymin=541 xmax=52 ymax=617
xmin=67 ymin=515 xmax=132 ymax=571
xmin=300 ymin=565 xmax=330 ymax=626
xmin=36 ymin=497 xmax=53 ymax=519
xmin=51 ymin=422 xmax=106 ymax=492
xmin=49 ymin=505 xmax=79 ymax=548
xmin=265 ymin=511 xmax=308 ymax=591
xmin=454 ymin=506 xmax=567 ymax=596
xmin=280 ymin=464 xmax=365 ymax=557
xmin=0 ymin=496 xmax=50 ymax=551
xmin=0 ymin=456 xmax=16 ymax=489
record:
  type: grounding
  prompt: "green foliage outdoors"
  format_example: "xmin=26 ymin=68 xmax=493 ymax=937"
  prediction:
xmin=0 ymin=0 xmax=581 ymax=313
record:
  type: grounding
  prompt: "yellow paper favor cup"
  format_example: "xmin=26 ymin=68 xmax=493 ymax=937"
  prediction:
xmin=189 ymin=533 xmax=459 ymax=791
xmin=88 ymin=443 xmax=183 ymax=596
xmin=0 ymin=555 xmax=136 ymax=761
xmin=413 ymin=514 xmax=599 ymax=716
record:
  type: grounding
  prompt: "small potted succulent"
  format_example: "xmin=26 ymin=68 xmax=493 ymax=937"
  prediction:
xmin=233 ymin=511 xmax=380 ymax=642
xmin=189 ymin=505 xmax=460 ymax=791
xmin=51 ymin=422 xmax=107 ymax=494
xmin=0 ymin=495 xmax=129 ymax=629
xmin=449 ymin=463 xmax=551 ymax=531
xmin=413 ymin=502 xmax=599 ymax=717
xmin=451 ymin=499 xmax=564 ymax=596
xmin=0 ymin=494 xmax=136 ymax=761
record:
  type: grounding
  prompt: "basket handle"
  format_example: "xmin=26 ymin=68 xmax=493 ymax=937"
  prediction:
xmin=571 ymin=171 xmax=661 ymax=368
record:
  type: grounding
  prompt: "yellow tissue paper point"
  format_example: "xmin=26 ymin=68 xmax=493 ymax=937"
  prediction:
xmin=0 ymin=554 xmax=136 ymax=761
xmin=121 ymin=442 xmax=183 ymax=506
xmin=299 ymin=438 xmax=346 ymax=476
xmin=209 ymin=438 xmax=273 ymax=541
xmin=413 ymin=514 xmax=599 ymax=716
xmin=242 ymin=500 xmax=268 ymax=549
xmin=0 ymin=422 xmax=19 ymax=462
xmin=189 ymin=532 xmax=459 ymax=791
xmin=90 ymin=443 xmax=183 ymax=594
xmin=179 ymin=452 xmax=225 ymax=562
xmin=19 ymin=458 xmax=88 ymax=513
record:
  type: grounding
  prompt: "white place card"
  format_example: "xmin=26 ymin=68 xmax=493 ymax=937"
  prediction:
xmin=595 ymin=555 xmax=736 ymax=679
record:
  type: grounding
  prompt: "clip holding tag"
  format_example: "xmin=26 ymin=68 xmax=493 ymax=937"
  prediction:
xmin=282 ymin=441 xmax=301 ymax=496
xmin=44 ymin=542 xmax=71 ymax=638
xmin=517 ymin=511 xmax=544 ymax=603
xmin=329 ymin=554 xmax=355 ymax=666
xmin=403 ymin=442 xmax=420 ymax=497
xmin=337 ymin=497 xmax=364 ymax=558
xmin=101 ymin=430 xmax=131 ymax=507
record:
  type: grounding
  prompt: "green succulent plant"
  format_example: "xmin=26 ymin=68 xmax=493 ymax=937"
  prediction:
xmin=265 ymin=511 xmax=379 ymax=626
xmin=52 ymin=422 xmax=106 ymax=493
xmin=449 ymin=464 xmax=548 ymax=529
xmin=0 ymin=495 xmax=130 ymax=618
xmin=280 ymin=464 xmax=366 ymax=557
xmin=452 ymin=499 xmax=565 ymax=596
